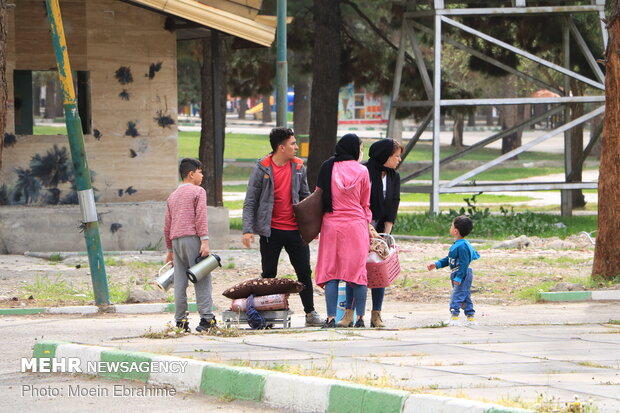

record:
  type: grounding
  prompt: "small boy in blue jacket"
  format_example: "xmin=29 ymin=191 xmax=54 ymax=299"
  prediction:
xmin=427 ymin=215 xmax=480 ymax=325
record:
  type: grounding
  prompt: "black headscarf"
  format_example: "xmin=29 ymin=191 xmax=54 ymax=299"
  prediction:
xmin=316 ymin=134 xmax=361 ymax=213
xmin=365 ymin=139 xmax=396 ymax=222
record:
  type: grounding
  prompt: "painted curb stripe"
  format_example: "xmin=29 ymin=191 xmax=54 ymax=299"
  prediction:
xmin=55 ymin=343 xmax=105 ymax=375
xmin=114 ymin=303 xmax=168 ymax=314
xmin=165 ymin=302 xmax=198 ymax=313
xmin=591 ymin=290 xmax=620 ymax=300
xmin=0 ymin=308 xmax=47 ymax=315
xmin=32 ymin=341 xmax=534 ymax=413
xmin=328 ymin=383 xmax=407 ymax=413
xmin=404 ymin=394 xmax=489 ymax=413
xmin=1 ymin=303 xmax=202 ymax=316
xmin=47 ymin=306 xmax=98 ymax=314
xmin=403 ymin=394 xmax=531 ymax=413
xmin=32 ymin=340 xmax=66 ymax=359
xmin=539 ymin=291 xmax=592 ymax=301
xmin=99 ymin=350 xmax=152 ymax=382
xmin=149 ymin=355 xmax=206 ymax=393
xmin=264 ymin=373 xmax=333 ymax=412
xmin=200 ymin=364 xmax=268 ymax=401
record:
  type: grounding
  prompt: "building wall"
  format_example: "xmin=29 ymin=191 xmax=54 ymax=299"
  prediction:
xmin=0 ymin=203 xmax=230 ymax=254
xmin=2 ymin=0 xmax=178 ymax=204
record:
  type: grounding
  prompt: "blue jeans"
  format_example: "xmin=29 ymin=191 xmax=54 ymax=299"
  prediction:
xmin=345 ymin=285 xmax=384 ymax=311
xmin=450 ymin=268 xmax=474 ymax=317
xmin=325 ymin=280 xmax=367 ymax=318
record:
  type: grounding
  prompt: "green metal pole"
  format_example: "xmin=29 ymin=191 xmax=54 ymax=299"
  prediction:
xmin=45 ymin=0 xmax=109 ymax=305
xmin=276 ymin=0 xmax=288 ymax=127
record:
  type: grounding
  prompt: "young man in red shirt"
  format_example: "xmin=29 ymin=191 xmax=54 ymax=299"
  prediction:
xmin=242 ymin=128 xmax=323 ymax=326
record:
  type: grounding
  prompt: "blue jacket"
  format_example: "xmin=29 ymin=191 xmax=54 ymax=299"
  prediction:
xmin=435 ymin=239 xmax=480 ymax=284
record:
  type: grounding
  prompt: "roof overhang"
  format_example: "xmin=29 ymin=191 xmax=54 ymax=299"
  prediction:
xmin=127 ymin=0 xmax=275 ymax=47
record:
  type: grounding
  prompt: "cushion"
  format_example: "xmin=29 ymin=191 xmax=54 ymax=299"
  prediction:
xmin=222 ymin=277 xmax=304 ymax=299
xmin=293 ymin=188 xmax=323 ymax=245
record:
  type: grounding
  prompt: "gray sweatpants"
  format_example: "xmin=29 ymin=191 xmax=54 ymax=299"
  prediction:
xmin=172 ymin=236 xmax=213 ymax=322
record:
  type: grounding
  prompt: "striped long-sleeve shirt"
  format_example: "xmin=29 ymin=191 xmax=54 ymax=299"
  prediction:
xmin=164 ymin=184 xmax=209 ymax=251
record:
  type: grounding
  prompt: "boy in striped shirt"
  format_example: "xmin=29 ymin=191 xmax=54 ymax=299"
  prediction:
xmin=164 ymin=158 xmax=214 ymax=332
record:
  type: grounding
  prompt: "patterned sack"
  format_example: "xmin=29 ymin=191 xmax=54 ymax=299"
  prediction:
xmin=230 ymin=294 xmax=289 ymax=312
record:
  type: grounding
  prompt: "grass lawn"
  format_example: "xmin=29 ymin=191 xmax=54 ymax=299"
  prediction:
xmin=398 ymin=203 xmax=598 ymax=213
xmin=33 ymin=125 xmax=68 ymax=135
xmin=179 ymin=132 xmax=271 ymax=160
xmin=399 ymin=193 xmax=534 ymax=203
xmin=393 ymin=212 xmax=598 ymax=239
xmin=178 ymin=131 xmax=569 ymax=163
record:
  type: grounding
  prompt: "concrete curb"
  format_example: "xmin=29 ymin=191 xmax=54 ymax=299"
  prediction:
xmin=30 ymin=341 xmax=533 ymax=413
xmin=0 ymin=302 xmax=198 ymax=315
xmin=539 ymin=290 xmax=620 ymax=302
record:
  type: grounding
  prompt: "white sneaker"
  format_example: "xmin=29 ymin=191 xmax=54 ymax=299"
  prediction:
xmin=445 ymin=317 xmax=461 ymax=326
xmin=465 ymin=316 xmax=478 ymax=326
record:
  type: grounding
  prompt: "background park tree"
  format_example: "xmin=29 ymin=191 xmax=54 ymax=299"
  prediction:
xmin=304 ymin=0 xmax=480 ymax=186
xmin=592 ymin=0 xmax=620 ymax=280
xmin=455 ymin=9 xmax=603 ymax=207
xmin=0 ymin=0 xmax=8 ymax=172
xmin=176 ymin=37 xmax=229 ymax=207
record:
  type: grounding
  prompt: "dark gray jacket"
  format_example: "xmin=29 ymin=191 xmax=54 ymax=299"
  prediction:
xmin=242 ymin=154 xmax=311 ymax=237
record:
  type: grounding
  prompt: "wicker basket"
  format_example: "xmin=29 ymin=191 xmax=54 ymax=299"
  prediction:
xmin=366 ymin=234 xmax=400 ymax=288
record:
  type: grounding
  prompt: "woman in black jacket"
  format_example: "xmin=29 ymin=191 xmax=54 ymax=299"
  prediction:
xmin=339 ymin=138 xmax=402 ymax=328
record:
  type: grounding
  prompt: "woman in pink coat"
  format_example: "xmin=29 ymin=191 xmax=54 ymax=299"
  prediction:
xmin=315 ymin=134 xmax=372 ymax=328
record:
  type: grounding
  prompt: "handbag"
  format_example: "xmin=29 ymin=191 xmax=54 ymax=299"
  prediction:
xmin=292 ymin=188 xmax=323 ymax=245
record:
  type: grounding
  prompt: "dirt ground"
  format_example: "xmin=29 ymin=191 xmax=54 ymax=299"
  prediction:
xmin=1 ymin=232 xmax=613 ymax=312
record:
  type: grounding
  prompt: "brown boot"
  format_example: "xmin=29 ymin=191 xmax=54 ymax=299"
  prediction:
xmin=337 ymin=309 xmax=354 ymax=327
xmin=371 ymin=310 xmax=385 ymax=328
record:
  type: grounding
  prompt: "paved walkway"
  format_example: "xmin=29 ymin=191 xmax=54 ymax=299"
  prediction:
xmin=5 ymin=302 xmax=620 ymax=412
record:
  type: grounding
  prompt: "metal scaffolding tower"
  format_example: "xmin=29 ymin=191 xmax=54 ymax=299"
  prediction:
xmin=387 ymin=0 xmax=606 ymax=216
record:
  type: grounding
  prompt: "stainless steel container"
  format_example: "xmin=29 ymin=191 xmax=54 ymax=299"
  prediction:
xmin=155 ymin=262 xmax=174 ymax=291
xmin=186 ymin=253 xmax=221 ymax=283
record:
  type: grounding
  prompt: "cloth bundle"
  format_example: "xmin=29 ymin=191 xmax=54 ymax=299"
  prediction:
xmin=368 ymin=224 xmax=390 ymax=262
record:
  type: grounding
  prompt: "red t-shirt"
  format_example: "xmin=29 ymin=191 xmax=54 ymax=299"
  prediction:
xmin=271 ymin=162 xmax=298 ymax=230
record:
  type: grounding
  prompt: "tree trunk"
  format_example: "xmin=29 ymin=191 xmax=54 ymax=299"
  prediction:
xmin=198 ymin=36 xmax=227 ymax=207
xmin=484 ymin=106 xmax=494 ymax=126
xmin=467 ymin=112 xmax=476 ymax=127
xmin=451 ymin=112 xmax=464 ymax=150
xmin=391 ymin=119 xmax=403 ymax=142
xmin=593 ymin=7 xmax=620 ymax=280
xmin=0 ymin=0 xmax=7 ymax=171
xmin=500 ymin=78 xmax=522 ymax=159
xmin=45 ymin=78 xmax=63 ymax=120
xmin=261 ymin=95 xmax=272 ymax=123
xmin=293 ymin=78 xmax=311 ymax=136
xmin=589 ymin=114 xmax=603 ymax=159
xmin=307 ymin=0 xmax=341 ymax=189
xmin=499 ymin=105 xmax=522 ymax=160
xmin=238 ymin=98 xmax=247 ymax=120
xmin=33 ymin=86 xmax=41 ymax=117
xmin=569 ymin=80 xmax=585 ymax=208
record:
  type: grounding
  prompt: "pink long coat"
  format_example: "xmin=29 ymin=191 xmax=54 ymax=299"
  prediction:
xmin=315 ymin=160 xmax=372 ymax=287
